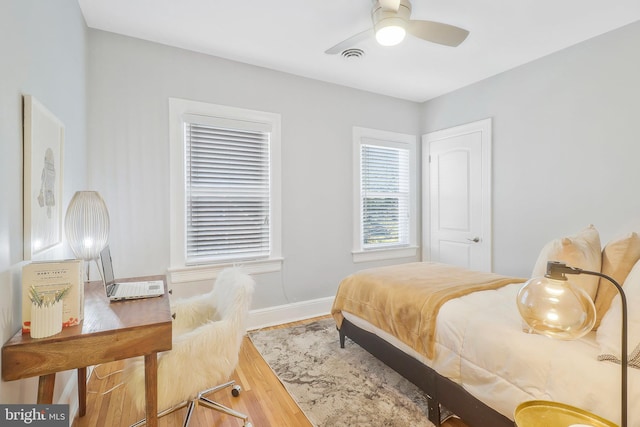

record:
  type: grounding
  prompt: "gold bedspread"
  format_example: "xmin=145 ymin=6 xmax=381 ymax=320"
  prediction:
xmin=331 ymin=262 xmax=526 ymax=359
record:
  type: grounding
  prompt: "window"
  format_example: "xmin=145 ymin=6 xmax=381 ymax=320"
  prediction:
xmin=352 ymin=127 xmax=417 ymax=262
xmin=169 ymin=98 xmax=282 ymax=282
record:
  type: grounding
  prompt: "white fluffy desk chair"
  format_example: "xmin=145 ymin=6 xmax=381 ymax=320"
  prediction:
xmin=124 ymin=267 xmax=255 ymax=427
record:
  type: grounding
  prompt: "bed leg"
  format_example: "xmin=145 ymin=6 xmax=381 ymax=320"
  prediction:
xmin=427 ymin=396 xmax=441 ymax=427
xmin=338 ymin=328 xmax=346 ymax=348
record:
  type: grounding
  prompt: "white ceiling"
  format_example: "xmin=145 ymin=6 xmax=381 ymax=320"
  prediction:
xmin=78 ymin=0 xmax=640 ymax=102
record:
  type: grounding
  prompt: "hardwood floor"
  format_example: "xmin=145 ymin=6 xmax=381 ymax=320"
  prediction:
xmin=72 ymin=317 xmax=468 ymax=427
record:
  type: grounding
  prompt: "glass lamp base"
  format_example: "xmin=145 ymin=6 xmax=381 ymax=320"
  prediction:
xmin=514 ymin=400 xmax=617 ymax=427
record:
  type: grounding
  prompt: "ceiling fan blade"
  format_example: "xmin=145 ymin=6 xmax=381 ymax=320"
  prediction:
xmin=407 ymin=20 xmax=469 ymax=47
xmin=324 ymin=29 xmax=373 ymax=55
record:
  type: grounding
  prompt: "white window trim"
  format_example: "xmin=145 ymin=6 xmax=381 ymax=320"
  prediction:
xmin=168 ymin=98 xmax=282 ymax=283
xmin=352 ymin=126 xmax=418 ymax=263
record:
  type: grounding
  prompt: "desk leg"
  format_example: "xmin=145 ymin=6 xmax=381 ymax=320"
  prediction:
xmin=78 ymin=367 xmax=87 ymax=417
xmin=37 ymin=374 xmax=56 ymax=404
xmin=144 ymin=352 xmax=159 ymax=427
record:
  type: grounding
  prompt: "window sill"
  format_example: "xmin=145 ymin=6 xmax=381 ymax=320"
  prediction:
xmin=351 ymin=246 xmax=418 ymax=263
xmin=168 ymin=258 xmax=283 ymax=284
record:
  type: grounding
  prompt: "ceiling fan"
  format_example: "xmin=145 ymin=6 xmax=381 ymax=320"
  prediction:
xmin=325 ymin=0 xmax=469 ymax=54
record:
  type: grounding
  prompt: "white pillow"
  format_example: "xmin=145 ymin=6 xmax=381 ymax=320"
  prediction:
xmin=531 ymin=225 xmax=602 ymax=301
xmin=596 ymin=258 xmax=640 ymax=368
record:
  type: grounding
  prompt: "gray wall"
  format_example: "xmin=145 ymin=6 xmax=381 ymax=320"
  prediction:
xmin=420 ymin=21 xmax=640 ymax=277
xmin=86 ymin=30 xmax=421 ymax=309
xmin=0 ymin=0 xmax=88 ymax=404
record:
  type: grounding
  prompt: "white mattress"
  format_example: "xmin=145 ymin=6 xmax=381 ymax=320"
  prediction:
xmin=342 ymin=282 xmax=639 ymax=426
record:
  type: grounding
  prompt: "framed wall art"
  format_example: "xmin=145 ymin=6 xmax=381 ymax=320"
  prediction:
xmin=23 ymin=95 xmax=65 ymax=260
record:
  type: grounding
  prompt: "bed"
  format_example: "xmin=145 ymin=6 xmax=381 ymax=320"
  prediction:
xmin=331 ymin=260 xmax=640 ymax=427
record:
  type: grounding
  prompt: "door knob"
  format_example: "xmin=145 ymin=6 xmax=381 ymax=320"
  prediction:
xmin=467 ymin=237 xmax=480 ymax=243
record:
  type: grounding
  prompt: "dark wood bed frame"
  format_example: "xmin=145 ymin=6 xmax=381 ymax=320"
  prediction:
xmin=338 ymin=318 xmax=515 ymax=427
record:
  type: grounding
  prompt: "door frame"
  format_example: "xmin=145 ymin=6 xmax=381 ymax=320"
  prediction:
xmin=421 ymin=118 xmax=492 ymax=270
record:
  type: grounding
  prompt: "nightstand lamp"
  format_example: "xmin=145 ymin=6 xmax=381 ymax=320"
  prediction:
xmin=516 ymin=261 xmax=627 ymax=427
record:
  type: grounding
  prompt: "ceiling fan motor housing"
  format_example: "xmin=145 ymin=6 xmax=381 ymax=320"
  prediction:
xmin=372 ymin=0 xmax=411 ymax=30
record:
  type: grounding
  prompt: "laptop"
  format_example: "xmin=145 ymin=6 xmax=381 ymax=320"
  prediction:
xmin=99 ymin=245 xmax=165 ymax=301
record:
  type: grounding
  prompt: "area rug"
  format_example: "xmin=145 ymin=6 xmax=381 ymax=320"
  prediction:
xmin=248 ymin=318 xmax=435 ymax=427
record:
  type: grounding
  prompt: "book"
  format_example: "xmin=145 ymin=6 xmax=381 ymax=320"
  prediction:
xmin=22 ymin=259 xmax=84 ymax=334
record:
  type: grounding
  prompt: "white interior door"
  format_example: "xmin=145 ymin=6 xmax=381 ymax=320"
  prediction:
xmin=422 ymin=118 xmax=492 ymax=271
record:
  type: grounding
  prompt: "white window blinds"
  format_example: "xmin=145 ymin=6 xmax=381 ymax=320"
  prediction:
xmin=184 ymin=116 xmax=271 ymax=265
xmin=360 ymin=142 xmax=410 ymax=249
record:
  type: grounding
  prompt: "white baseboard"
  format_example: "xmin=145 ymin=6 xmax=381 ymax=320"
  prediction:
xmin=247 ymin=296 xmax=335 ymax=330
xmin=59 ymin=371 xmax=80 ymax=424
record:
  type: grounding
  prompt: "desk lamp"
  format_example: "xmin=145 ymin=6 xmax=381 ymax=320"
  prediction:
xmin=516 ymin=261 xmax=627 ymax=427
xmin=64 ymin=191 xmax=110 ymax=279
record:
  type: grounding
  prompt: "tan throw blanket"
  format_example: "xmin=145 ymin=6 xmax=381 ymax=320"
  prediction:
xmin=331 ymin=262 xmax=526 ymax=359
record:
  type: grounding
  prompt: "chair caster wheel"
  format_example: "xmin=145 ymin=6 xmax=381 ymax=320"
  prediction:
xmin=232 ymin=384 xmax=241 ymax=397
xmin=243 ymin=422 xmax=252 ymax=427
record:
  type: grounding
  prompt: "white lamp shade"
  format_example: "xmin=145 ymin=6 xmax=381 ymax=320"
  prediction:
xmin=65 ymin=191 xmax=110 ymax=260
xmin=517 ymin=275 xmax=596 ymax=340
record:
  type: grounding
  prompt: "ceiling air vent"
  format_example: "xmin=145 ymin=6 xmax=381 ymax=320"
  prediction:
xmin=341 ymin=48 xmax=365 ymax=60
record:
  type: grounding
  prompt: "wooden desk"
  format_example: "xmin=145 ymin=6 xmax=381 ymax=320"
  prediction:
xmin=2 ymin=276 xmax=172 ymax=427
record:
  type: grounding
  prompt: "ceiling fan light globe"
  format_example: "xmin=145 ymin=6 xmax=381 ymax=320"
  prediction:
xmin=375 ymin=19 xmax=406 ymax=46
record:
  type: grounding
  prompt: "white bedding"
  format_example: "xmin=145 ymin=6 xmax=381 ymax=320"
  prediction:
xmin=342 ymin=282 xmax=639 ymax=426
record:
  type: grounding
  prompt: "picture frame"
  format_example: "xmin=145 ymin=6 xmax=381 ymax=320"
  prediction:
xmin=23 ymin=95 xmax=65 ymax=260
